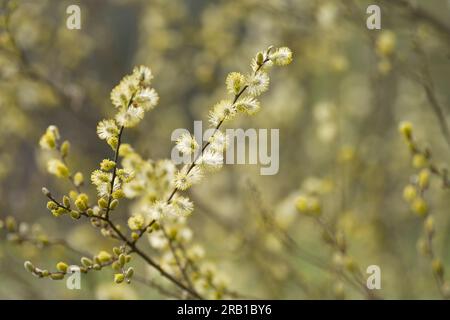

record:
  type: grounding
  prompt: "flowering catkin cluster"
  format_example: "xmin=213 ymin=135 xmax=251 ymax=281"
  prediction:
xmin=25 ymin=47 xmax=293 ymax=299
xmin=125 ymin=45 xmax=292 ymax=298
xmin=399 ymin=121 xmax=450 ymax=298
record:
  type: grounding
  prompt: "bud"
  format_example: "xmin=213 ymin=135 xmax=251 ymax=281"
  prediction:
xmin=100 ymin=227 xmax=111 ymax=238
xmin=50 ymin=273 xmax=65 ymax=280
xmin=308 ymin=197 xmax=321 ymax=215
xmin=52 ymin=207 xmax=67 ymax=217
xmin=33 ymin=268 xmax=44 ymax=278
xmin=119 ymin=254 xmax=126 ymax=267
xmin=93 ymin=264 xmax=102 ymax=270
xmin=97 ymin=251 xmax=112 ymax=263
xmin=60 ymin=140 xmax=70 ymax=158
xmin=56 ymin=262 xmax=69 ymax=273
xmin=42 ymin=187 xmax=51 ymax=197
xmin=75 ymin=193 xmax=89 ymax=211
xmin=73 ymin=172 xmax=84 ymax=187
xmin=376 ymin=30 xmax=396 ymax=56
xmin=432 ymin=258 xmax=444 ymax=278
xmin=112 ymin=189 xmax=125 ymax=199
xmin=131 ymin=232 xmax=139 ymax=241
xmin=417 ymin=238 xmax=431 ymax=257
xmin=18 ymin=222 xmax=28 ymax=235
xmin=418 ymin=169 xmax=430 ymax=190
xmin=63 ymin=195 xmax=71 ymax=208
xmin=402 ymin=185 xmax=417 ymax=202
xmin=334 ymin=282 xmax=345 ymax=300
xmin=107 ymin=137 xmax=118 ymax=150
xmin=47 ymin=201 xmax=58 ymax=210
xmin=110 ymin=199 xmax=119 ymax=210
xmin=5 ymin=216 xmax=17 ymax=232
xmin=70 ymin=210 xmax=81 ymax=220
xmin=65 ymin=189 xmax=75 ymax=198
xmin=112 ymin=261 xmax=121 ymax=271
xmin=111 ymin=247 xmax=120 ymax=256
xmin=256 ymin=52 xmax=264 ymax=65
xmin=24 ymin=261 xmax=35 ymax=273
xmin=295 ymin=195 xmax=308 ymax=213
xmin=398 ymin=121 xmax=413 ymax=139
xmin=81 ymin=257 xmax=93 ymax=267
xmin=100 ymin=159 xmax=116 ymax=171
xmin=125 ymin=267 xmax=134 ymax=279
xmin=295 ymin=195 xmax=321 ymax=216
xmin=332 ymin=252 xmax=344 ymax=270
xmin=412 ymin=198 xmax=428 ymax=217
xmin=412 ymin=154 xmax=427 ymax=169
xmin=114 ymin=273 xmax=125 ymax=284
xmin=98 ymin=198 xmax=108 ymax=209
xmin=424 ymin=216 xmax=435 ymax=236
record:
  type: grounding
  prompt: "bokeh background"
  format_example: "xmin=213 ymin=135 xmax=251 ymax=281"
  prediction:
xmin=1 ymin=0 xmax=450 ymax=299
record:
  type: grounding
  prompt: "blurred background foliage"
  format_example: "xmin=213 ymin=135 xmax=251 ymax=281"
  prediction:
xmin=1 ymin=0 xmax=450 ymax=299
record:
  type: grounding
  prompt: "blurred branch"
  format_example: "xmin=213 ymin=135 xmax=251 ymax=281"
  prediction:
xmin=424 ymin=220 xmax=449 ymax=299
xmin=413 ymin=40 xmax=450 ymax=152
xmin=383 ymin=0 xmax=450 ymax=40
xmin=132 ymin=275 xmax=185 ymax=299
xmin=0 ymin=1 xmax=95 ymax=124
xmin=422 ymin=82 xmax=450 ymax=150
xmin=0 ymin=217 xmax=89 ymax=257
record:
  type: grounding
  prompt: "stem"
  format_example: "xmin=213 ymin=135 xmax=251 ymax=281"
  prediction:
xmin=101 ymin=217 xmax=202 ymax=299
xmin=104 ymin=125 xmax=124 ymax=219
